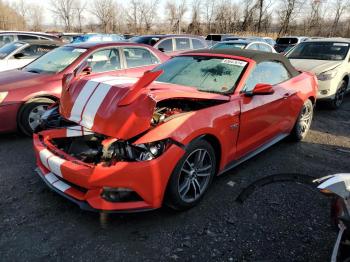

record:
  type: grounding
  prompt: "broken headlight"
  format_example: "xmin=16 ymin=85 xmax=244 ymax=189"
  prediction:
xmin=104 ymin=139 xmax=173 ymax=162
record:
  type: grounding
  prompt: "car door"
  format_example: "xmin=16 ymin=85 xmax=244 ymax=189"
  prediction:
xmin=121 ymin=47 xmax=161 ymax=77
xmin=86 ymin=48 xmax=126 ymax=77
xmin=172 ymin=37 xmax=192 ymax=56
xmin=236 ymin=61 xmax=293 ymax=158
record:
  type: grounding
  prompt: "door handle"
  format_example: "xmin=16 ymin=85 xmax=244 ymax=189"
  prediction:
xmin=283 ymin=93 xmax=290 ymax=99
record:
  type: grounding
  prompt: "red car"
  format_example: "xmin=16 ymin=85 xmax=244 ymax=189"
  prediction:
xmin=0 ymin=42 xmax=168 ymax=135
xmin=33 ymin=49 xmax=318 ymax=212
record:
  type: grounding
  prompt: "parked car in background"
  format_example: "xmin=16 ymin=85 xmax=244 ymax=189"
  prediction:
xmin=262 ymin=37 xmax=276 ymax=47
xmin=0 ymin=42 xmax=168 ymax=135
xmin=131 ymin=34 xmax=208 ymax=56
xmin=0 ymin=40 xmax=62 ymax=72
xmin=275 ymin=36 xmax=308 ymax=53
xmin=287 ymin=38 xmax=350 ymax=109
xmin=33 ymin=49 xmax=317 ymax=213
xmin=212 ymin=40 xmax=276 ymax=53
xmin=58 ymin=33 xmax=84 ymax=43
xmin=205 ymin=34 xmax=236 ymax=46
xmin=72 ymin=34 xmax=125 ymax=43
xmin=0 ymin=31 xmax=61 ymax=47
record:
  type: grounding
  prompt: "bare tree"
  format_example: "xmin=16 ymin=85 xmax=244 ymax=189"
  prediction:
xmin=73 ymin=0 xmax=86 ymax=33
xmin=277 ymin=0 xmax=303 ymax=36
xmin=51 ymin=0 xmax=75 ymax=32
xmin=13 ymin=0 xmax=28 ymax=29
xmin=91 ymin=0 xmax=115 ymax=33
xmin=241 ymin=0 xmax=257 ymax=31
xmin=203 ymin=0 xmax=217 ymax=34
xmin=214 ymin=0 xmax=240 ymax=33
xmin=329 ymin=0 xmax=349 ymax=36
xmin=140 ymin=0 xmax=159 ymax=33
xmin=30 ymin=4 xmax=44 ymax=31
xmin=187 ymin=0 xmax=201 ymax=34
xmin=165 ymin=0 xmax=187 ymax=33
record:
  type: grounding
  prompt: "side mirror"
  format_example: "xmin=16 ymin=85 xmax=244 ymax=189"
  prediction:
xmin=14 ymin=53 xmax=25 ymax=59
xmin=246 ymin=83 xmax=274 ymax=96
xmin=158 ymin=47 xmax=165 ymax=52
xmin=80 ymin=66 xmax=92 ymax=76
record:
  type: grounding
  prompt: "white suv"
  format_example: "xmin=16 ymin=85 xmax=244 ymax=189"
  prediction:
xmin=287 ymin=38 xmax=350 ymax=109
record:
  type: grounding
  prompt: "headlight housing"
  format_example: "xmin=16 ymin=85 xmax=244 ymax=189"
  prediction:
xmin=0 ymin=91 xmax=8 ymax=104
xmin=103 ymin=138 xmax=174 ymax=162
xmin=317 ymin=70 xmax=338 ymax=81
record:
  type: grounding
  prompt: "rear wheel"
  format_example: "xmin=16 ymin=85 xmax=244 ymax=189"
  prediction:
xmin=290 ymin=99 xmax=313 ymax=141
xmin=165 ymin=139 xmax=217 ymax=211
xmin=329 ymin=80 xmax=347 ymax=109
xmin=18 ymin=97 xmax=55 ymax=136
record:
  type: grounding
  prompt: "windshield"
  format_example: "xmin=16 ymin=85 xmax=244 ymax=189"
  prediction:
xmin=153 ymin=56 xmax=247 ymax=94
xmin=23 ymin=46 xmax=87 ymax=74
xmin=287 ymin=42 xmax=349 ymax=61
xmin=276 ymin=38 xmax=298 ymax=45
xmin=212 ymin=42 xmax=247 ymax=50
xmin=0 ymin=42 xmax=25 ymax=59
xmin=130 ymin=36 xmax=160 ymax=45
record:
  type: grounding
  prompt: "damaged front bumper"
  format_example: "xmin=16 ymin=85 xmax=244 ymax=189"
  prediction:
xmin=33 ymin=129 xmax=185 ymax=212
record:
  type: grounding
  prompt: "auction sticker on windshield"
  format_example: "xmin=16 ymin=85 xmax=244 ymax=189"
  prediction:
xmin=221 ymin=59 xmax=247 ymax=67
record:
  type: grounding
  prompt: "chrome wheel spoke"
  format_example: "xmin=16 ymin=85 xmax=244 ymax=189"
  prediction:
xmin=179 ymin=178 xmax=191 ymax=198
xmin=177 ymin=148 xmax=213 ymax=203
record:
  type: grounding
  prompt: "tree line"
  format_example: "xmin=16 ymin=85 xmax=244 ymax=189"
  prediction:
xmin=0 ymin=0 xmax=349 ymax=37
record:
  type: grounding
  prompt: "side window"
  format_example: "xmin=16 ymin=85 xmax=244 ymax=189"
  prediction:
xmin=0 ymin=35 xmax=15 ymax=46
xmin=17 ymin=45 xmax=57 ymax=59
xmin=87 ymin=48 xmax=121 ymax=73
xmin=123 ymin=47 xmax=160 ymax=68
xmin=18 ymin=35 xmax=39 ymax=40
xmin=157 ymin=39 xmax=173 ymax=52
xmin=258 ymin=44 xmax=272 ymax=53
xmin=192 ymin=39 xmax=205 ymax=49
xmin=175 ymin=38 xmax=191 ymax=51
xmin=244 ymin=61 xmax=291 ymax=92
xmin=248 ymin=44 xmax=259 ymax=51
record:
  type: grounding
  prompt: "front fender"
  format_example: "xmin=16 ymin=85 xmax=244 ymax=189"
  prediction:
xmin=134 ymin=100 xmax=240 ymax=171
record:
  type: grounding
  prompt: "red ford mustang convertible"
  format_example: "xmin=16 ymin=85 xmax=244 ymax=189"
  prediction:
xmin=33 ymin=49 xmax=318 ymax=212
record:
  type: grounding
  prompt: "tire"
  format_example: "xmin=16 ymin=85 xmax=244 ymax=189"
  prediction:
xmin=329 ymin=80 xmax=347 ymax=110
xmin=165 ymin=139 xmax=217 ymax=211
xmin=290 ymin=99 xmax=313 ymax=142
xmin=18 ymin=97 xmax=55 ymax=136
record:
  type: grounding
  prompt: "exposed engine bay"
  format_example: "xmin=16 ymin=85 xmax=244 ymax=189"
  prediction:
xmin=151 ymin=99 xmax=226 ymax=125
xmin=40 ymin=98 xmax=226 ymax=165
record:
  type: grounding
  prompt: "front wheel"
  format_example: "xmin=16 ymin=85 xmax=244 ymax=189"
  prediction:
xmin=329 ymin=80 xmax=347 ymax=110
xmin=290 ymin=99 xmax=314 ymax=141
xmin=165 ymin=139 xmax=217 ymax=211
xmin=18 ymin=97 xmax=55 ymax=136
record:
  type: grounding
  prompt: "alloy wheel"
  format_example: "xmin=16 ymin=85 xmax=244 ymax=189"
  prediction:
xmin=299 ymin=101 xmax=313 ymax=136
xmin=178 ymin=148 xmax=214 ymax=203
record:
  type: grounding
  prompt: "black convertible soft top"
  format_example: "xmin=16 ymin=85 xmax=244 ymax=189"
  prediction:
xmin=185 ymin=49 xmax=300 ymax=77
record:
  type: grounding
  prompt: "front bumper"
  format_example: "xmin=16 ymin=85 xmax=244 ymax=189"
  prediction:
xmin=33 ymin=129 xmax=185 ymax=212
xmin=0 ymin=103 xmax=21 ymax=133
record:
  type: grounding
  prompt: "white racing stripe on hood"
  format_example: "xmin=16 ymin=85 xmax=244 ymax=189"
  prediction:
xmin=69 ymin=77 xmax=137 ymax=129
xmin=69 ymin=81 xmax=98 ymax=123
xmin=80 ymin=82 xmax=112 ymax=129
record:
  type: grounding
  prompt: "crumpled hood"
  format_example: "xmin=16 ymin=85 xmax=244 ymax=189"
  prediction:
xmin=60 ymin=73 xmax=229 ymax=139
xmin=0 ymin=69 xmax=50 ymax=92
xmin=290 ymin=59 xmax=342 ymax=75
